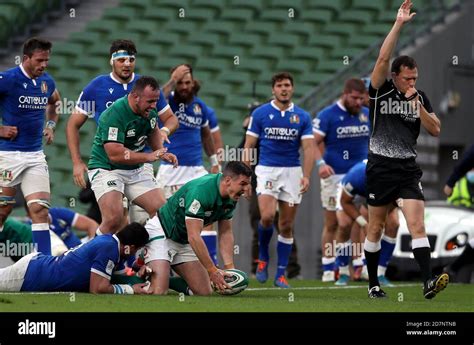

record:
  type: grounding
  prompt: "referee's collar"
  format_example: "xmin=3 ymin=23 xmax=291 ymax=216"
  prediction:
xmin=270 ymin=100 xmax=294 ymax=114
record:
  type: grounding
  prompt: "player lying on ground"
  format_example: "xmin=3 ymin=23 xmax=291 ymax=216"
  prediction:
xmin=0 ymin=222 xmax=151 ymax=294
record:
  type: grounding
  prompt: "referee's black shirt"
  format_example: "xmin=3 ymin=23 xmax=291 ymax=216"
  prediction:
xmin=368 ymin=79 xmax=433 ymax=159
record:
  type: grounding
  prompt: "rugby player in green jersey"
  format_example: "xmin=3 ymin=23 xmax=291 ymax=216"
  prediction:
xmin=142 ymin=161 xmax=252 ymax=295
xmin=87 ymin=76 xmax=177 ymax=235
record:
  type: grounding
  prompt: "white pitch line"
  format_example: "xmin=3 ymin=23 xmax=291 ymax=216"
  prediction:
xmin=0 ymin=292 xmax=69 ymax=295
xmin=246 ymin=283 xmax=420 ymax=291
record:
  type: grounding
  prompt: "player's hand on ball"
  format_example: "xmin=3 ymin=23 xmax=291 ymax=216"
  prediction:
xmin=43 ymin=127 xmax=54 ymax=145
xmin=132 ymin=282 xmax=152 ymax=295
xmin=209 ymin=268 xmax=231 ymax=293
xmin=0 ymin=125 xmax=18 ymax=140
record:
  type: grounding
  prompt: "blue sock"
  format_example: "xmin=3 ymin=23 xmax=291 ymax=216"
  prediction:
xmin=379 ymin=235 xmax=396 ymax=268
xmin=31 ymin=223 xmax=51 ymax=255
xmin=202 ymin=231 xmax=218 ymax=265
xmin=257 ymin=222 xmax=274 ymax=262
xmin=276 ymin=235 xmax=293 ymax=279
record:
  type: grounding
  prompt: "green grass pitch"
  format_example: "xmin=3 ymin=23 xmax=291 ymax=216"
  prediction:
xmin=0 ymin=280 xmax=472 ymax=312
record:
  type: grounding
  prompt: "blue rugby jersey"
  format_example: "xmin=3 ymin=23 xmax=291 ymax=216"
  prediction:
xmin=21 ymin=234 xmax=121 ymax=292
xmin=247 ymin=100 xmax=313 ymax=167
xmin=0 ymin=65 xmax=56 ymax=152
xmin=341 ymin=160 xmax=368 ymax=198
xmin=159 ymin=92 xmax=210 ymax=166
xmin=313 ymin=101 xmax=370 ymax=174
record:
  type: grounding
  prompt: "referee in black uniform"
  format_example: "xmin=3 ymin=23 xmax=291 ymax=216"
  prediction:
xmin=365 ymin=0 xmax=448 ymax=299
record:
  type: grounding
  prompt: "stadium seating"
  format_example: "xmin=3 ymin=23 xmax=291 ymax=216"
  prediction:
xmin=19 ymin=0 xmax=445 ymax=209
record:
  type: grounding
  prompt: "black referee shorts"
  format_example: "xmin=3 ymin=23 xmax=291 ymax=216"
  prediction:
xmin=366 ymin=153 xmax=424 ymax=206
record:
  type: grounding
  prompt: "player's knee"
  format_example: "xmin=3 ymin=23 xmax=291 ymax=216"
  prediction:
xmin=260 ymin=214 xmax=275 ymax=228
xmin=27 ymin=201 xmax=49 ymax=222
xmin=151 ymin=287 xmax=168 ymax=295
xmin=192 ymin=285 xmax=213 ymax=296
xmin=407 ymin=221 xmax=425 ymax=237
xmin=324 ymin=221 xmax=338 ymax=234
xmin=278 ymin=219 xmax=293 ymax=234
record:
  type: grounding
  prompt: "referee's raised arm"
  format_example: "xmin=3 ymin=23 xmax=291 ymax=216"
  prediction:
xmin=371 ymin=0 xmax=416 ymax=89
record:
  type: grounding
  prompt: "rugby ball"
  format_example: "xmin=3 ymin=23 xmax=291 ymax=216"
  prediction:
xmin=215 ymin=269 xmax=249 ymax=295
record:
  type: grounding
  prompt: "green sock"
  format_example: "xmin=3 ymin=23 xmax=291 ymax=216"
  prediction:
xmin=169 ymin=276 xmax=192 ymax=295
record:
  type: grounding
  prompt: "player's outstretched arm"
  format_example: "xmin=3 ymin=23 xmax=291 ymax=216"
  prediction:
xmin=43 ymin=89 xmax=61 ymax=145
xmin=158 ymin=108 xmax=179 ymax=143
xmin=217 ymin=219 xmax=234 ymax=269
xmin=66 ymin=111 xmax=89 ymax=188
xmin=89 ymin=272 xmax=150 ymax=294
xmin=371 ymin=0 xmax=416 ymax=89
xmin=186 ymin=218 xmax=231 ymax=292
xmin=73 ymin=214 xmax=99 ymax=239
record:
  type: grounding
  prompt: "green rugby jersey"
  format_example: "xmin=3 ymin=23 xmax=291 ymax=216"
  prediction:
xmin=158 ymin=173 xmax=237 ymax=244
xmin=1 ymin=218 xmax=33 ymax=261
xmin=88 ymin=96 xmax=159 ymax=170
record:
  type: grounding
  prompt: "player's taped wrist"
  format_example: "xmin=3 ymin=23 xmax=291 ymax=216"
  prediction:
xmin=45 ymin=120 xmax=56 ymax=131
xmin=355 ymin=215 xmax=368 ymax=227
xmin=316 ymin=159 xmax=326 ymax=167
xmin=210 ymin=154 xmax=219 ymax=166
xmin=160 ymin=126 xmax=170 ymax=135
xmin=112 ymin=284 xmax=134 ymax=294
xmin=223 ymin=263 xmax=234 ymax=269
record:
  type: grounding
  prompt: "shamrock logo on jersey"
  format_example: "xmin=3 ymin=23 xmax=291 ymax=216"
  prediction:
xmin=150 ymin=118 xmax=156 ymax=129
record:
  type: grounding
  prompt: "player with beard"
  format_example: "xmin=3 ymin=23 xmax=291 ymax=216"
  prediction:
xmin=244 ymin=72 xmax=314 ymax=288
xmin=312 ymin=78 xmax=370 ymax=283
xmin=0 ymin=37 xmax=61 ymax=255
xmin=156 ymin=64 xmax=220 ymax=264
xmin=66 ymin=40 xmax=186 ymax=227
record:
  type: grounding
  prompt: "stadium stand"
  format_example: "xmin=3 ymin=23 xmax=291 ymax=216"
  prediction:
xmin=0 ymin=0 xmax=461 ymax=213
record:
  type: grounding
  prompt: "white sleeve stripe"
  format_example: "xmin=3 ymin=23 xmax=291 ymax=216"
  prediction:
xmin=313 ymin=129 xmax=326 ymax=136
xmin=210 ymin=126 xmax=220 ymax=133
xmin=185 ymin=216 xmax=204 ymax=222
xmin=157 ymin=104 xmax=170 ymax=116
xmin=301 ymin=135 xmax=314 ymax=140
xmin=342 ymin=187 xmax=354 ymax=197
xmin=91 ymin=268 xmax=111 ymax=280
xmin=369 ymin=88 xmax=394 ymax=100
xmin=246 ymin=131 xmax=259 ymax=138
xmin=202 ymin=120 xmax=209 ymax=127
xmin=74 ymin=105 xmax=89 ymax=115
xmin=71 ymin=213 xmax=79 ymax=228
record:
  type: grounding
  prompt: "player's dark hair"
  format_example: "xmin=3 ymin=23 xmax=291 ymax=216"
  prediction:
xmin=391 ymin=55 xmax=417 ymax=74
xmin=131 ymin=76 xmax=159 ymax=93
xmin=272 ymin=72 xmax=294 ymax=87
xmin=116 ymin=222 xmax=149 ymax=247
xmin=223 ymin=161 xmax=253 ymax=179
xmin=23 ymin=37 xmax=52 ymax=58
xmin=193 ymin=79 xmax=201 ymax=95
xmin=170 ymin=63 xmax=193 ymax=79
xmin=343 ymin=78 xmax=367 ymax=94
xmin=109 ymin=39 xmax=137 ymax=56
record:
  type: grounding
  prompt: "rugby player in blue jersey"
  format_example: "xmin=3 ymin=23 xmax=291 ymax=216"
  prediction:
xmin=0 ymin=222 xmax=151 ymax=294
xmin=244 ymin=72 xmax=314 ymax=288
xmin=0 ymin=37 xmax=61 ymax=255
xmin=312 ymin=78 xmax=370 ymax=282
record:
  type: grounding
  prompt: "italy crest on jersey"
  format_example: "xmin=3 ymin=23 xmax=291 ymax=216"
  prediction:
xmin=193 ymin=103 xmax=202 ymax=115
xmin=1 ymin=169 xmax=13 ymax=182
xmin=289 ymin=114 xmax=300 ymax=124
xmin=41 ymin=81 xmax=48 ymax=94
xmin=359 ymin=113 xmax=368 ymax=123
